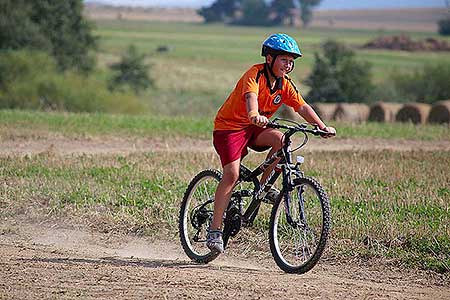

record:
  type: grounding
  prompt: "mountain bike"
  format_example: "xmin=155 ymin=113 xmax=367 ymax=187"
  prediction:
xmin=178 ymin=118 xmax=332 ymax=274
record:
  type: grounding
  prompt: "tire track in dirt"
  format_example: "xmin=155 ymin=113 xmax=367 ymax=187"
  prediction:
xmin=1 ymin=221 xmax=449 ymax=300
xmin=1 ymin=136 xmax=450 ymax=156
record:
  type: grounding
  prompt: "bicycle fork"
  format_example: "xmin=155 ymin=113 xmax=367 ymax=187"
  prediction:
xmin=281 ymin=164 xmax=308 ymax=229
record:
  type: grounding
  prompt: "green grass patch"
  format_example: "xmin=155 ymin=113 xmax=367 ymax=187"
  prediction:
xmin=1 ymin=149 xmax=449 ymax=273
xmin=92 ymin=20 xmax=450 ymax=116
xmin=1 ymin=109 xmax=449 ymax=141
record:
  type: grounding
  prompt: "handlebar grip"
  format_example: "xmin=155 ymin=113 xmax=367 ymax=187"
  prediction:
xmin=318 ymin=130 xmax=336 ymax=137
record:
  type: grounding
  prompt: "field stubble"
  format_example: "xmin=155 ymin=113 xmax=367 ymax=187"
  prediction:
xmin=1 ymin=146 xmax=449 ymax=275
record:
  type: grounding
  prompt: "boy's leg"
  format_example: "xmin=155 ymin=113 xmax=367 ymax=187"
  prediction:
xmin=207 ymin=159 xmax=240 ymax=253
xmin=252 ymin=128 xmax=284 ymax=184
xmin=210 ymin=159 xmax=241 ymax=230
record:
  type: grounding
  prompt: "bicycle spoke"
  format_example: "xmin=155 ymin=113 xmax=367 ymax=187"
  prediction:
xmin=270 ymin=177 xmax=330 ymax=273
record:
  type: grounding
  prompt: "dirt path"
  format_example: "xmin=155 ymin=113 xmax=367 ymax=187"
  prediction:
xmin=1 ymin=136 xmax=449 ymax=299
xmin=0 ymin=220 xmax=449 ymax=300
xmin=1 ymin=136 xmax=450 ymax=156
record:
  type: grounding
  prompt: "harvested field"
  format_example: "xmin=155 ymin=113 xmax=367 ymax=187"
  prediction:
xmin=363 ymin=35 xmax=450 ymax=51
xmin=309 ymin=8 xmax=447 ymax=32
xmin=83 ymin=5 xmax=202 ymax=22
xmin=84 ymin=5 xmax=446 ymax=33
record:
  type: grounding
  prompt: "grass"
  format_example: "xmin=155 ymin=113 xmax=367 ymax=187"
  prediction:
xmin=1 ymin=149 xmax=448 ymax=274
xmin=1 ymin=109 xmax=449 ymax=141
xmin=91 ymin=20 xmax=450 ymax=116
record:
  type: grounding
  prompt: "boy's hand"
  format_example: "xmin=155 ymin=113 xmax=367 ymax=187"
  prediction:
xmin=320 ymin=126 xmax=336 ymax=138
xmin=250 ymin=115 xmax=269 ymax=127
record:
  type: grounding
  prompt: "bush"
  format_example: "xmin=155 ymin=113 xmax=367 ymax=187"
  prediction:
xmin=389 ymin=63 xmax=450 ymax=104
xmin=0 ymin=50 xmax=144 ymax=114
xmin=438 ymin=17 xmax=450 ymax=36
xmin=0 ymin=0 xmax=97 ymax=73
xmin=304 ymin=40 xmax=373 ymax=103
xmin=108 ymin=45 xmax=153 ymax=95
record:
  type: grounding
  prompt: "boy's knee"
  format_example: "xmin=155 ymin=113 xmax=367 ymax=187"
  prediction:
xmin=222 ymin=168 xmax=240 ymax=184
xmin=272 ymin=134 xmax=284 ymax=149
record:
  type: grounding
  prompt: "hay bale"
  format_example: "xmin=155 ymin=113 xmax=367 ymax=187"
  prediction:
xmin=332 ymin=103 xmax=370 ymax=123
xmin=427 ymin=100 xmax=450 ymax=124
xmin=277 ymin=104 xmax=301 ymax=121
xmin=368 ymin=102 xmax=403 ymax=122
xmin=395 ymin=103 xmax=431 ymax=124
xmin=311 ymin=103 xmax=337 ymax=121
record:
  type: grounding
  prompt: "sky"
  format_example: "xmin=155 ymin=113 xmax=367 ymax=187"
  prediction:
xmin=86 ymin=0 xmax=447 ymax=9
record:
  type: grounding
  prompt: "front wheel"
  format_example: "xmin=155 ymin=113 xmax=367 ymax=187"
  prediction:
xmin=179 ymin=169 xmax=222 ymax=263
xmin=269 ymin=177 xmax=331 ymax=274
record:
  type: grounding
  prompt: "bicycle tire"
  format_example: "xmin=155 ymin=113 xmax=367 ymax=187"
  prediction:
xmin=269 ymin=176 xmax=331 ymax=274
xmin=179 ymin=169 xmax=222 ymax=263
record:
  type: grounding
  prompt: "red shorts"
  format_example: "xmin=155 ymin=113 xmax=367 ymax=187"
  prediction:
xmin=213 ymin=125 xmax=270 ymax=167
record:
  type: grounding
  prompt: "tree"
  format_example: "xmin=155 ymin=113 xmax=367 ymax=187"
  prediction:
xmin=299 ymin=0 xmax=321 ymax=28
xmin=438 ymin=18 xmax=450 ymax=36
xmin=198 ymin=0 xmax=241 ymax=23
xmin=0 ymin=1 xmax=48 ymax=50
xmin=235 ymin=0 xmax=270 ymax=26
xmin=390 ymin=63 xmax=450 ymax=104
xmin=305 ymin=40 xmax=373 ymax=103
xmin=271 ymin=0 xmax=297 ymax=26
xmin=108 ymin=45 xmax=153 ymax=95
xmin=0 ymin=0 xmax=97 ymax=73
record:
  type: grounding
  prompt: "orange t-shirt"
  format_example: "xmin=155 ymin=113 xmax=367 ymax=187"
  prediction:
xmin=214 ymin=63 xmax=306 ymax=131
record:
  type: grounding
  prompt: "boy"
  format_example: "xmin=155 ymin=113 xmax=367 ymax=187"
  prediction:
xmin=208 ymin=33 xmax=336 ymax=253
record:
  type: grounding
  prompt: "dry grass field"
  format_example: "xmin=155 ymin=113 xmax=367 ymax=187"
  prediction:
xmin=84 ymin=5 xmax=447 ymax=33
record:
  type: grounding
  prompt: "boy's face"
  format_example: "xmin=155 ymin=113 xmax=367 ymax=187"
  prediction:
xmin=267 ymin=54 xmax=295 ymax=77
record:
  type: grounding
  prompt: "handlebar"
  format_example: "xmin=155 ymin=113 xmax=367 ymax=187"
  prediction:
xmin=267 ymin=118 xmax=335 ymax=138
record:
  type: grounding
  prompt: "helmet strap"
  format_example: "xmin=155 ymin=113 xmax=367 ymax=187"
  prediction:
xmin=265 ymin=54 xmax=283 ymax=91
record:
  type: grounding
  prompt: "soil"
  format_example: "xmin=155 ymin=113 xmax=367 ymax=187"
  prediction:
xmin=1 ymin=135 xmax=450 ymax=156
xmin=1 ymin=136 xmax=449 ymax=299
xmin=1 ymin=219 xmax=449 ymax=300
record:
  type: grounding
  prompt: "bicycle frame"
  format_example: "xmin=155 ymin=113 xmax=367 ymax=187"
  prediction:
xmin=233 ymin=126 xmax=304 ymax=226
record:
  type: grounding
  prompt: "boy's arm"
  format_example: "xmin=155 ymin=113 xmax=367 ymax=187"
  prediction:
xmin=245 ymin=92 xmax=269 ymax=127
xmin=298 ymin=104 xmax=336 ymax=137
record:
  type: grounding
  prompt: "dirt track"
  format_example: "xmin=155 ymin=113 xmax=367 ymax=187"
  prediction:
xmin=1 ymin=137 xmax=449 ymax=299
xmin=1 ymin=136 xmax=450 ymax=156
xmin=1 ymin=220 xmax=449 ymax=300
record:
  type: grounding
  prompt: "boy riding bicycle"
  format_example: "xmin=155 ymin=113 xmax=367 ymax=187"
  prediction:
xmin=208 ymin=33 xmax=336 ymax=254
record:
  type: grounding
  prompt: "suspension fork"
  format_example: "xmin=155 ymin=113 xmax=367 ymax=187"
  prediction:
xmin=281 ymin=164 xmax=294 ymax=226
xmin=298 ymin=185 xmax=307 ymax=225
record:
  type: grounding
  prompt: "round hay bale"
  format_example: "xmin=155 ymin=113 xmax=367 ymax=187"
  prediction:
xmin=427 ymin=100 xmax=450 ymax=124
xmin=332 ymin=103 xmax=370 ymax=123
xmin=368 ymin=102 xmax=403 ymax=122
xmin=311 ymin=103 xmax=337 ymax=121
xmin=277 ymin=104 xmax=301 ymax=121
xmin=395 ymin=103 xmax=431 ymax=124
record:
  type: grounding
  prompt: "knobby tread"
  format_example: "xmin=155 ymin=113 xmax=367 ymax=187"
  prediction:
xmin=179 ymin=169 xmax=222 ymax=264
xmin=269 ymin=176 xmax=331 ymax=274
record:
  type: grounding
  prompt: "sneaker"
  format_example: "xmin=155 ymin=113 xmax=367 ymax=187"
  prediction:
xmin=206 ymin=229 xmax=224 ymax=253
xmin=263 ymin=187 xmax=280 ymax=204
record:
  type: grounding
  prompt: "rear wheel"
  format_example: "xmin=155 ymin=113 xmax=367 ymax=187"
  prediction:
xmin=269 ymin=177 xmax=331 ymax=274
xmin=179 ymin=169 xmax=222 ymax=263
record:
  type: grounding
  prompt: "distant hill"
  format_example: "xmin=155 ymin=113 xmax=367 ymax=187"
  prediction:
xmin=84 ymin=4 xmax=448 ymax=33
xmin=85 ymin=0 xmax=446 ymax=9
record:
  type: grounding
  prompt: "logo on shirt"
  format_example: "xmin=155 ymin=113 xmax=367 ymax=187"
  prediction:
xmin=273 ymin=94 xmax=282 ymax=105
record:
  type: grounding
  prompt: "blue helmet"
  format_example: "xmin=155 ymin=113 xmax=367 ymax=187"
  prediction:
xmin=261 ymin=33 xmax=302 ymax=59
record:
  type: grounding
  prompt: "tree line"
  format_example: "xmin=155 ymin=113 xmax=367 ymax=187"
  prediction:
xmin=198 ymin=0 xmax=321 ymax=27
xmin=0 ymin=0 xmax=153 ymax=113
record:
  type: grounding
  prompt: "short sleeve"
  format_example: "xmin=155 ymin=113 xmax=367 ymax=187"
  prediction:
xmin=241 ymin=66 xmax=259 ymax=97
xmin=283 ymin=79 xmax=306 ymax=112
